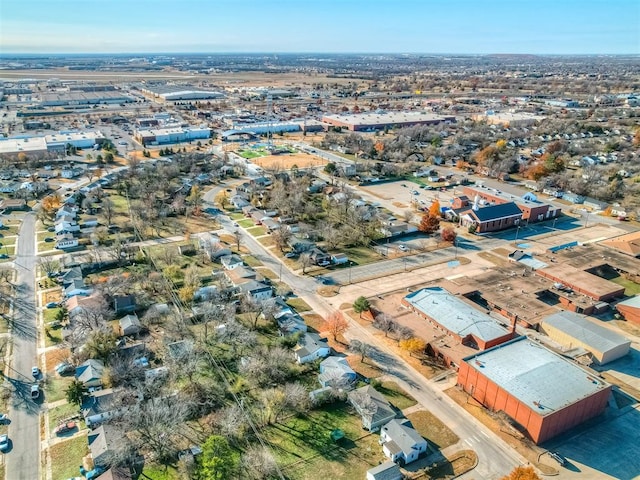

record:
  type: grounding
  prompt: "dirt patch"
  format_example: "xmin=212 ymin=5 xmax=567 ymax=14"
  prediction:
xmin=477 ymin=251 xmax=512 ymax=267
xmin=410 ymin=450 xmax=477 ymax=479
xmin=252 ymin=153 xmax=327 ymax=170
xmin=317 ymin=285 xmax=340 ymax=297
xmin=392 ymin=201 xmax=409 ymax=209
xmin=44 ymin=348 xmax=71 ymax=372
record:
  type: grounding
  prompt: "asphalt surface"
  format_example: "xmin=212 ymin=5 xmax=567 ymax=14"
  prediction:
xmin=217 ymin=215 xmax=525 ymax=478
xmin=5 ymin=213 xmax=40 ymax=480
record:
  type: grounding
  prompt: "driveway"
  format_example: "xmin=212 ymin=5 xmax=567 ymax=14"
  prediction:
xmin=5 ymin=213 xmax=40 ymax=480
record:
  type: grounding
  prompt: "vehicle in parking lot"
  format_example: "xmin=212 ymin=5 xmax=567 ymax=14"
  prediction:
xmin=411 ymin=190 xmax=419 ymax=195
xmin=45 ymin=302 xmax=59 ymax=309
xmin=0 ymin=434 xmax=9 ymax=452
xmin=44 ymin=237 xmax=54 ymax=243
xmin=30 ymin=384 xmax=40 ymax=399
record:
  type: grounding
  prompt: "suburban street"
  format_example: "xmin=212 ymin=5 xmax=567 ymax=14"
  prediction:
xmin=5 ymin=213 xmax=40 ymax=480
xmin=216 ymin=214 xmax=526 ymax=479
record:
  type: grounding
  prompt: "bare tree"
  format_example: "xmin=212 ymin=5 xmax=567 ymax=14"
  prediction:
xmin=299 ymin=253 xmax=312 ymax=274
xmin=212 ymin=404 xmax=248 ymax=446
xmin=231 ymin=230 xmax=242 ymax=252
xmin=350 ymin=339 xmax=372 ymax=362
xmin=241 ymin=445 xmax=279 ymax=480
xmin=239 ymin=346 xmax=293 ymax=387
xmin=373 ymin=313 xmax=398 ymax=338
xmin=100 ymin=197 xmax=115 ymax=225
xmin=39 ymin=257 xmax=60 ymax=277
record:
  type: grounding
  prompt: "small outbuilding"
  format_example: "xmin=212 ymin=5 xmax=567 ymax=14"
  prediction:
xmin=119 ymin=314 xmax=142 ymax=337
xmin=366 ymin=461 xmax=403 ymax=480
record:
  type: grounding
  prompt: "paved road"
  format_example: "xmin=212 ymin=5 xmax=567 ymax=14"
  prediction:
xmin=5 ymin=213 xmax=40 ymax=480
xmin=218 ymin=216 xmax=524 ymax=478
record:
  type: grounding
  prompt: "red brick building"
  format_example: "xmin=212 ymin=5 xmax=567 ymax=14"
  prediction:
xmin=457 ymin=337 xmax=611 ymax=444
xmin=616 ymin=296 xmax=640 ymax=324
xmin=463 ymin=186 xmax=561 ymax=223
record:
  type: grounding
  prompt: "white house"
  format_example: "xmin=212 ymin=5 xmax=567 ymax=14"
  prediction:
xmin=221 ymin=254 xmax=243 ymax=270
xmin=380 ymin=419 xmax=428 ymax=466
xmin=366 ymin=461 xmax=403 ymax=480
xmin=56 ymin=236 xmax=79 ymax=250
xmin=55 ymin=221 xmax=80 ymax=234
xmin=294 ymin=333 xmax=330 ymax=364
xmin=348 ymin=386 xmax=397 ymax=432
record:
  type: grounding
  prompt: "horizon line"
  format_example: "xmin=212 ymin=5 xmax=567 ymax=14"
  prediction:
xmin=1 ymin=52 xmax=639 ymax=57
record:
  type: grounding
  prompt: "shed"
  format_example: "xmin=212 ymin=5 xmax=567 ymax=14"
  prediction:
xmin=366 ymin=461 xmax=403 ymax=480
xmin=119 ymin=314 xmax=142 ymax=337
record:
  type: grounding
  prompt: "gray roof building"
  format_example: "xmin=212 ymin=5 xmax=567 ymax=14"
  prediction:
xmin=76 ymin=359 xmax=105 ymax=388
xmin=404 ymin=287 xmax=511 ymax=347
xmin=348 ymin=385 xmax=397 ymax=432
xmin=541 ymin=311 xmax=630 ymax=364
xmin=366 ymin=461 xmax=403 ymax=480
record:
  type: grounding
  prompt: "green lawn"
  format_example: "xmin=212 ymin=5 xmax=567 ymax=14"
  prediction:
xmin=611 ymin=276 xmax=640 ymax=296
xmin=238 ymin=149 xmax=267 ymax=159
xmin=229 ymin=212 xmax=245 ymax=220
xmin=330 ymin=246 xmax=381 ymax=267
xmin=36 ymin=231 xmax=54 ymax=242
xmin=44 ymin=324 xmax=64 ymax=347
xmin=378 ymin=381 xmax=417 ymax=410
xmin=50 ymin=433 xmax=89 ymax=480
xmin=44 ymin=375 xmax=74 ymax=403
xmin=0 ymin=235 xmax=16 ymax=247
xmin=246 ymin=226 xmax=267 ymax=237
xmin=48 ymin=402 xmax=81 ymax=433
xmin=141 ymin=465 xmax=181 ymax=480
xmin=286 ymin=297 xmax=312 ymax=313
xmin=237 ymin=219 xmax=255 ymax=228
xmin=266 ymin=403 xmax=382 ymax=480
xmin=242 ymin=254 xmax=263 ymax=268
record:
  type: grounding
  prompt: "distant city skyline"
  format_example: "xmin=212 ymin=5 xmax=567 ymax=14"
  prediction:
xmin=1 ymin=0 xmax=638 ymax=55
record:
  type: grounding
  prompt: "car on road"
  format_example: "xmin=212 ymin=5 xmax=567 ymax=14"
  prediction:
xmin=0 ymin=434 xmax=9 ymax=452
xmin=32 ymin=366 xmax=40 ymax=377
xmin=0 ymin=414 xmax=8 ymax=424
xmin=398 ymin=244 xmax=409 ymax=252
xmin=54 ymin=421 xmax=77 ymax=435
xmin=30 ymin=384 xmax=40 ymax=399
xmin=401 ymin=183 xmax=407 ymax=187
xmin=411 ymin=190 xmax=419 ymax=195
xmin=284 ymin=252 xmax=298 ymax=259
xmin=233 ymin=222 xmax=239 ymax=227
xmin=45 ymin=302 xmax=59 ymax=309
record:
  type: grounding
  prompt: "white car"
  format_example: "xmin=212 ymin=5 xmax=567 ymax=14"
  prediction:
xmin=0 ymin=434 xmax=8 ymax=452
xmin=31 ymin=366 xmax=40 ymax=377
xmin=398 ymin=245 xmax=409 ymax=252
xmin=30 ymin=384 xmax=40 ymax=400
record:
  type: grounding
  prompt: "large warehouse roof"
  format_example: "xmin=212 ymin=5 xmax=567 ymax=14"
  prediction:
xmin=542 ymin=311 xmax=630 ymax=354
xmin=463 ymin=337 xmax=609 ymax=415
xmin=404 ymin=287 xmax=509 ymax=342
xmin=323 ymin=111 xmax=453 ymax=127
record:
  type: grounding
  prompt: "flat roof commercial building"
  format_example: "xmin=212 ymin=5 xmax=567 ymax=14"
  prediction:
xmin=463 ymin=186 xmax=561 ymax=224
xmin=403 ymin=287 xmax=514 ymax=354
xmin=0 ymin=130 xmax=105 ymax=159
xmin=136 ymin=84 xmax=225 ymax=103
xmin=472 ymin=112 xmax=545 ymax=128
xmin=616 ymin=296 xmax=640 ymax=325
xmin=38 ymin=91 xmax=132 ymax=107
xmin=536 ymin=265 xmax=625 ymax=302
xmin=134 ymin=126 xmax=211 ymax=146
xmin=457 ymin=337 xmax=611 ymax=444
xmin=540 ymin=311 xmax=630 ymax=364
xmin=322 ymin=111 xmax=455 ymax=132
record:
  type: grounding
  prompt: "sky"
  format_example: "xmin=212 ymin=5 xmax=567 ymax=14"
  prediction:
xmin=0 ymin=0 xmax=638 ymax=55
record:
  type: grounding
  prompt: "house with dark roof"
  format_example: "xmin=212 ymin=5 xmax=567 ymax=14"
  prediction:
xmin=294 ymin=333 xmax=330 ymax=364
xmin=64 ymin=279 xmax=93 ymax=298
xmin=82 ymin=388 xmax=120 ymax=428
xmin=380 ymin=419 xmax=428 ymax=465
xmin=76 ymin=359 xmax=105 ymax=388
xmin=348 ymin=385 xmax=397 ymax=432
xmin=460 ymin=201 xmax=522 ymax=233
xmin=113 ymin=295 xmax=136 ymax=315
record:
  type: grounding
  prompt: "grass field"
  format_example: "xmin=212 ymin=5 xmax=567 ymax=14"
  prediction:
xmin=610 ymin=276 xmax=640 ymax=296
xmin=286 ymin=297 xmax=312 ymax=313
xmin=44 ymin=375 xmax=74 ymax=403
xmin=48 ymin=402 xmax=80 ymax=433
xmin=44 ymin=324 xmax=64 ymax=347
xmin=378 ymin=381 xmax=417 ymax=410
xmin=406 ymin=409 xmax=459 ymax=450
xmin=237 ymin=218 xmax=255 ymax=228
xmin=49 ymin=433 xmax=89 ymax=480
xmin=140 ymin=465 xmax=181 ymax=480
xmin=246 ymin=226 xmax=267 ymax=237
xmin=265 ymin=403 xmax=382 ymax=480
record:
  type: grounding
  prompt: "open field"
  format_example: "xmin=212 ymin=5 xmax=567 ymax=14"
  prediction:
xmin=251 ymin=152 xmax=327 ymax=170
xmin=406 ymin=410 xmax=459 ymax=450
xmin=265 ymin=403 xmax=382 ymax=480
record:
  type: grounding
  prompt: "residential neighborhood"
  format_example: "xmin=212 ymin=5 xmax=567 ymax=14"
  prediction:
xmin=0 ymin=27 xmax=639 ymax=480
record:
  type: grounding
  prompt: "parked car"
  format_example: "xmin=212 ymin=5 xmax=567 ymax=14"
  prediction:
xmin=30 ymin=384 xmax=40 ymax=399
xmin=398 ymin=245 xmax=409 ymax=252
xmin=0 ymin=413 xmax=8 ymax=424
xmin=55 ymin=362 xmax=74 ymax=375
xmin=31 ymin=366 xmax=40 ymax=377
xmin=0 ymin=434 xmax=9 ymax=452
xmin=54 ymin=421 xmax=77 ymax=435
xmin=284 ymin=252 xmax=298 ymax=259
xmin=44 ymin=237 xmax=54 ymax=243
xmin=45 ymin=302 xmax=58 ymax=309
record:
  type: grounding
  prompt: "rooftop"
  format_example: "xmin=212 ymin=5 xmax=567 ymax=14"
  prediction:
xmin=600 ymin=231 xmax=640 ymax=257
xmin=542 ymin=311 xmax=630 ymax=353
xmin=466 ymin=202 xmax=523 ymax=222
xmin=537 ymin=264 xmax=624 ymax=300
xmin=463 ymin=337 xmax=609 ymax=415
xmin=323 ymin=110 xmax=452 ymax=126
xmin=404 ymin=287 xmax=509 ymax=342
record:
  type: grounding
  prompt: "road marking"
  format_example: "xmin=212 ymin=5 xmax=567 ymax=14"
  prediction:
xmin=464 ymin=439 xmax=473 ymax=446
xmin=481 ymin=431 xmax=490 ymax=438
